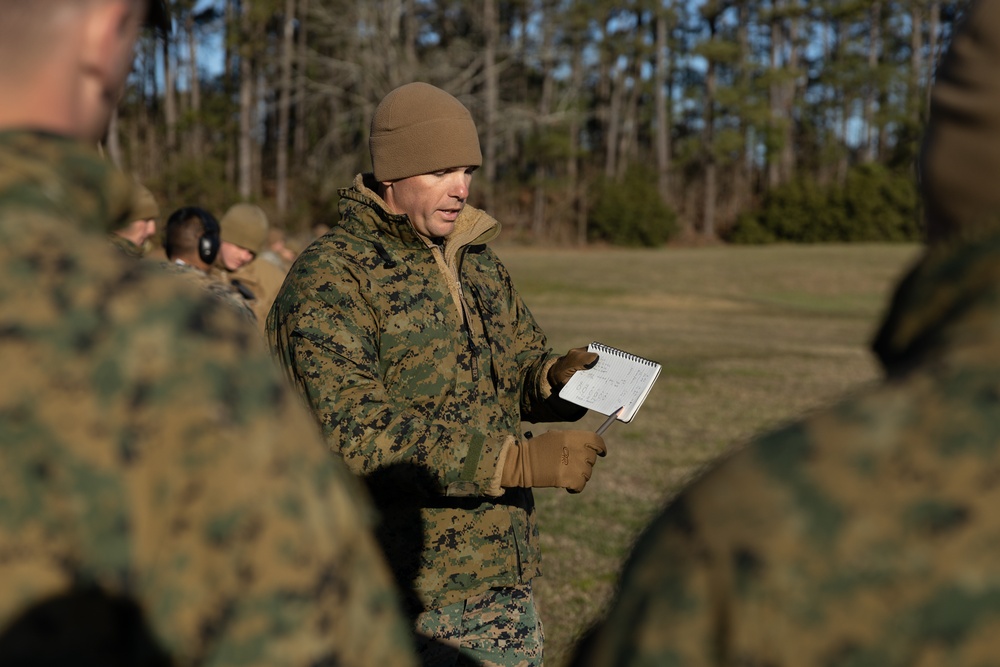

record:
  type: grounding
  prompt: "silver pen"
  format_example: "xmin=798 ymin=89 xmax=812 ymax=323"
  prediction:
xmin=596 ymin=406 xmax=624 ymax=435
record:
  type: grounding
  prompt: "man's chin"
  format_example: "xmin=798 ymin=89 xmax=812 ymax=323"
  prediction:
xmin=430 ymin=223 xmax=457 ymax=238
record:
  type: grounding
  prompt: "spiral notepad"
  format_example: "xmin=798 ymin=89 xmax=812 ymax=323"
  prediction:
xmin=559 ymin=342 xmax=661 ymax=423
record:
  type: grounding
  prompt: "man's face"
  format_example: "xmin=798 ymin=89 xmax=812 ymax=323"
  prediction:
xmin=83 ymin=0 xmax=146 ymax=143
xmin=382 ymin=167 xmax=475 ymax=239
xmin=219 ymin=241 xmax=254 ymax=271
xmin=135 ymin=218 xmax=156 ymax=245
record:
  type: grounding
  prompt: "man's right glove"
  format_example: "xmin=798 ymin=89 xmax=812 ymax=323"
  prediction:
xmin=500 ymin=430 xmax=607 ymax=493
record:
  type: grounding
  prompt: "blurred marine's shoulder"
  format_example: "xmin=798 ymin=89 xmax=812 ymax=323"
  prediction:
xmin=0 ymin=131 xmax=133 ymax=236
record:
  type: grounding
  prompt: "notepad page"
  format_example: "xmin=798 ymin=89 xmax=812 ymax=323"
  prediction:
xmin=558 ymin=343 xmax=661 ymax=422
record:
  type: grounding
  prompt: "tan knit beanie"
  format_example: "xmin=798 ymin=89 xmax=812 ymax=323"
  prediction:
xmin=220 ymin=203 xmax=269 ymax=254
xmin=130 ymin=183 xmax=160 ymax=222
xmin=370 ymin=82 xmax=482 ymax=182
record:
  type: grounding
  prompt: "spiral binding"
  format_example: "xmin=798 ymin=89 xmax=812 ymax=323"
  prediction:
xmin=592 ymin=342 xmax=658 ymax=367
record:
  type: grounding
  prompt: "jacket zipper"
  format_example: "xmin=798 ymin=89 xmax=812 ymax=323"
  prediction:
xmin=456 ymin=247 xmax=480 ymax=382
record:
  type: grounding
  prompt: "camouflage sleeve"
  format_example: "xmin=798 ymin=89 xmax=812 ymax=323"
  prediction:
xmin=267 ymin=253 xmax=511 ymax=496
xmin=487 ymin=252 xmax=588 ymax=423
xmin=572 ymin=424 xmax=822 ymax=666
xmin=0 ymin=225 xmax=417 ymax=666
xmin=569 ymin=459 xmax=733 ymax=666
xmin=575 ymin=366 xmax=1000 ymax=666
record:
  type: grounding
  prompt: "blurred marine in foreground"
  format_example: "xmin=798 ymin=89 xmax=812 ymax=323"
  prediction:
xmin=0 ymin=0 xmax=417 ymax=664
xmin=573 ymin=1 xmax=1000 ymax=665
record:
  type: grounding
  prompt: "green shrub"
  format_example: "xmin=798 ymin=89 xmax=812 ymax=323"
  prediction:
xmin=588 ymin=167 xmax=678 ymax=247
xmin=728 ymin=163 xmax=920 ymax=243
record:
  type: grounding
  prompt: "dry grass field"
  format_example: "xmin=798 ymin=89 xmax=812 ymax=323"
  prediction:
xmin=495 ymin=243 xmax=922 ymax=666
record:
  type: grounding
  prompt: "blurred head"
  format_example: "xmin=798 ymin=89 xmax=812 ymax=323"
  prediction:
xmin=164 ymin=206 xmax=220 ymax=271
xmin=115 ymin=182 xmax=159 ymax=247
xmin=370 ymin=82 xmax=482 ymax=238
xmin=267 ymin=228 xmax=298 ymax=264
xmin=0 ymin=0 xmax=168 ymax=143
xmin=218 ymin=203 xmax=268 ymax=271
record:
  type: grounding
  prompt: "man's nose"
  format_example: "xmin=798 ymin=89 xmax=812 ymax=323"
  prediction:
xmin=448 ymin=172 xmax=470 ymax=200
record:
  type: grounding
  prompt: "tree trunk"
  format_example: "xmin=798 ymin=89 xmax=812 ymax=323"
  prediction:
xmin=926 ymin=0 xmax=940 ymax=116
xmin=143 ymin=36 xmax=159 ymax=180
xmin=105 ymin=109 xmax=123 ymax=168
xmin=735 ymin=2 xmax=752 ymax=208
xmin=186 ymin=11 xmax=203 ymax=160
xmin=909 ymin=1 xmax=923 ymax=124
xmin=532 ymin=2 xmax=555 ymax=240
xmin=225 ymin=0 xmax=237 ymax=187
xmin=836 ymin=18 xmax=849 ymax=186
xmin=703 ymin=12 xmax=718 ymax=239
xmin=767 ymin=3 xmax=782 ymax=190
xmin=568 ymin=44 xmax=586 ymax=246
xmin=162 ymin=34 xmax=177 ymax=154
xmin=294 ymin=0 xmax=309 ymax=166
xmin=604 ymin=65 xmax=622 ymax=180
xmin=128 ymin=110 xmax=140 ymax=179
xmin=779 ymin=11 xmax=799 ymax=183
xmin=615 ymin=49 xmax=641 ymax=183
xmin=654 ymin=8 xmax=672 ymax=207
xmin=277 ymin=0 xmax=296 ymax=215
xmin=403 ymin=0 xmax=417 ymax=72
xmin=862 ymin=1 xmax=882 ymax=163
xmin=482 ymin=0 xmax=498 ymax=214
xmin=253 ymin=68 xmax=264 ymax=199
xmin=238 ymin=5 xmax=253 ymax=198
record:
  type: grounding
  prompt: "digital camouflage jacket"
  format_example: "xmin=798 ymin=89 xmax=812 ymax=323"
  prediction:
xmin=575 ymin=234 xmax=1000 ymax=666
xmin=0 ymin=131 xmax=417 ymax=667
xmin=268 ymin=174 xmax=584 ymax=610
xmin=573 ymin=3 xmax=1000 ymax=664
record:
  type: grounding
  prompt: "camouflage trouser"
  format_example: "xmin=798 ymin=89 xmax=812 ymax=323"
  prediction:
xmin=414 ymin=583 xmax=544 ymax=667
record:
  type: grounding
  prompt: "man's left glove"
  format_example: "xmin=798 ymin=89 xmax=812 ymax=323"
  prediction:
xmin=548 ymin=347 xmax=599 ymax=391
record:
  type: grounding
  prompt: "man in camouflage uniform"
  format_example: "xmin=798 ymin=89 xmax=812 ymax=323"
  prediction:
xmin=0 ymin=0 xmax=417 ymax=664
xmin=218 ymin=202 xmax=289 ymax=332
xmin=572 ymin=3 xmax=1000 ymax=665
xmin=109 ymin=181 xmax=159 ymax=258
xmin=162 ymin=205 xmax=258 ymax=324
xmin=268 ymin=82 xmax=608 ymax=666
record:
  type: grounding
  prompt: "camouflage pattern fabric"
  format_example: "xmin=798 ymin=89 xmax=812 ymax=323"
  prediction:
xmin=159 ymin=260 xmax=258 ymax=327
xmin=573 ymin=237 xmax=1000 ymax=667
xmin=0 ymin=130 xmax=418 ymax=666
xmin=573 ymin=3 xmax=1000 ymax=665
xmin=108 ymin=232 xmax=144 ymax=258
xmin=415 ymin=584 xmax=543 ymax=667
xmin=268 ymin=173 xmax=585 ymax=612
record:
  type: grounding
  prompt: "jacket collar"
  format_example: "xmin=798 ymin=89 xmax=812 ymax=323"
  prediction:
xmin=0 ymin=130 xmax=133 ymax=235
xmin=339 ymin=173 xmax=501 ymax=251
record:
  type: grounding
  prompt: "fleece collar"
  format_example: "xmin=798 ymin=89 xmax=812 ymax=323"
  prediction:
xmin=339 ymin=173 xmax=501 ymax=256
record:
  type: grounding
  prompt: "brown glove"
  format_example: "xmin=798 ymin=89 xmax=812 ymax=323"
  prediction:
xmin=548 ymin=347 xmax=599 ymax=390
xmin=501 ymin=430 xmax=607 ymax=493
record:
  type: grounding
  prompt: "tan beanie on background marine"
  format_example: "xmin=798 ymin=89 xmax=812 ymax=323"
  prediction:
xmin=130 ymin=183 xmax=160 ymax=222
xmin=220 ymin=203 xmax=269 ymax=254
xmin=369 ymin=82 xmax=483 ymax=182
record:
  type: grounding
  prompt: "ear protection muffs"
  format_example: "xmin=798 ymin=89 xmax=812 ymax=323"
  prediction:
xmin=165 ymin=207 xmax=220 ymax=265
xmin=197 ymin=213 xmax=221 ymax=265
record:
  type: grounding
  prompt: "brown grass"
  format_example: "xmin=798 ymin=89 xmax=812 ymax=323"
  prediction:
xmin=495 ymin=243 xmax=922 ymax=666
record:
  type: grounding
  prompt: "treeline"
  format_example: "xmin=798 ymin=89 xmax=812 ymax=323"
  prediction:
xmin=110 ymin=0 xmax=965 ymax=245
